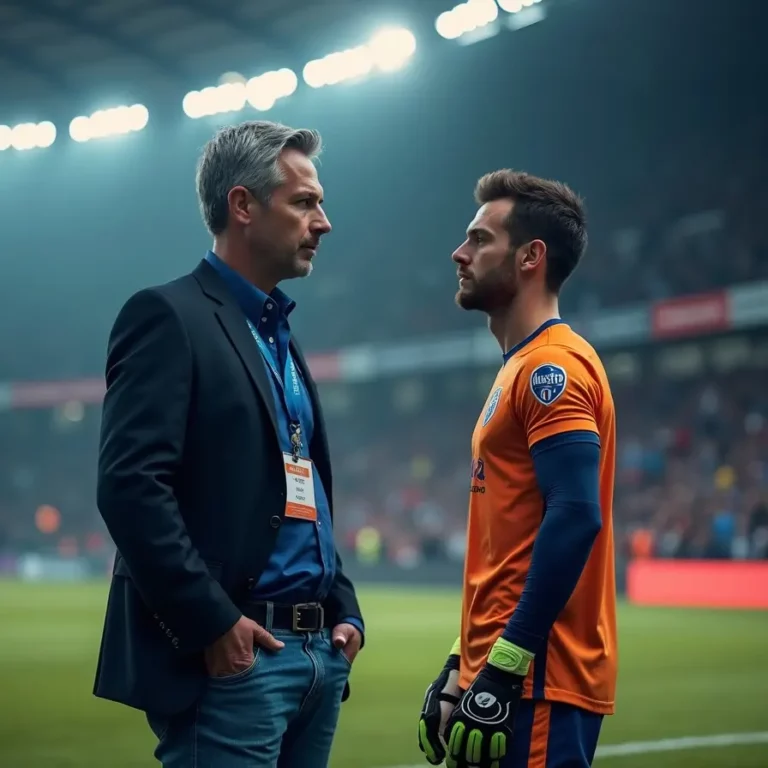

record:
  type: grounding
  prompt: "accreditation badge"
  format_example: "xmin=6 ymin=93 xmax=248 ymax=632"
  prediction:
xmin=283 ymin=454 xmax=317 ymax=521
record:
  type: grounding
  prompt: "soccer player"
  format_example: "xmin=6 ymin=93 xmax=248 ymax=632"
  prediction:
xmin=418 ymin=170 xmax=617 ymax=768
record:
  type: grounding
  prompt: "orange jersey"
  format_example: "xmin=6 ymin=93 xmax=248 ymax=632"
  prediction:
xmin=460 ymin=320 xmax=617 ymax=715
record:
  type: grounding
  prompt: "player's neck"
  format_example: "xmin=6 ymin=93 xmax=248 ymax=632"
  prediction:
xmin=488 ymin=293 xmax=561 ymax=357
xmin=212 ymin=237 xmax=278 ymax=294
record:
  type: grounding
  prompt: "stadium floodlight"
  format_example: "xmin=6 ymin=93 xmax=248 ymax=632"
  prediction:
xmin=35 ymin=121 xmax=57 ymax=148
xmin=303 ymin=48 xmax=372 ymax=88
xmin=435 ymin=0 xmax=498 ymax=40
xmin=182 ymin=83 xmax=247 ymax=119
xmin=367 ymin=27 xmax=418 ymax=72
xmin=302 ymin=26 xmax=416 ymax=89
xmin=246 ymin=68 xmax=298 ymax=111
xmin=183 ymin=69 xmax=297 ymax=118
xmin=0 ymin=121 xmax=57 ymax=151
xmin=68 ymin=104 xmax=149 ymax=143
xmin=497 ymin=0 xmax=542 ymax=11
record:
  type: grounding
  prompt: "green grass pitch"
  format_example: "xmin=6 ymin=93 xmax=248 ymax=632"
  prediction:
xmin=1 ymin=581 xmax=767 ymax=767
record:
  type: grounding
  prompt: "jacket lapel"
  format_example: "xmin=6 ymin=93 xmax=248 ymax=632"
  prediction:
xmin=192 ymin=259 xmax=280 ymax=440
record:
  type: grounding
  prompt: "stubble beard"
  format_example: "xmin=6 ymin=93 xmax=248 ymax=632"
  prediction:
xmin=272 ymin=246 xmax=314 ymax=282
xmin=291 ymin=250 xmax=313 ymax=279
xmin=456 ymin=271 xmax=517 ymax=314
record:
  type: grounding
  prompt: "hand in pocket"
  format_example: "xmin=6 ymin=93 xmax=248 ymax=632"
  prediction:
xmin=205 ymin=615 xmax=284 ymax=677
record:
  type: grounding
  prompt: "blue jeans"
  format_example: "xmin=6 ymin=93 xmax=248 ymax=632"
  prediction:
xmin=147 ymin=627 xmax=351 ymax=767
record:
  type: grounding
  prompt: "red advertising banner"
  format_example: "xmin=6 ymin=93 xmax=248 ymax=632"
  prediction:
xmin=303 ymin=352 xmax=341 ymax=382
xmin=6 ymin=352 xmax=341 ymax=410
xmin=627 ymin=559 xmax=768 ymax=610
xmin=651 ymin=291 xmax=729 ymax=339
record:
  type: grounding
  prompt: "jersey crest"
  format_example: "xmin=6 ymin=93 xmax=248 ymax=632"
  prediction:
xmin=482 ymin=387 xmax=503 ymax=426
xmin=529 ymin=363 xmax=567 ymax=406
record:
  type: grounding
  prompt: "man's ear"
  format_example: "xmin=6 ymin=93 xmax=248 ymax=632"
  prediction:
xmin=519 ymin=239 xmax=546 ymax=273
xmin=227 ymin=186 xmax=253 ymax=227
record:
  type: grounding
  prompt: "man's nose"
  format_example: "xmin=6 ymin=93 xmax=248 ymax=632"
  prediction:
xmin=452 ymin=245 xmax=469 ymax=264
xmin=314 ymin=209 xmax=332 ymax=235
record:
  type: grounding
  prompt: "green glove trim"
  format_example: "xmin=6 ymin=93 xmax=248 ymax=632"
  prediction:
xmin=487 ymin=637 xmax=534 ymax=676
xmin=450 ymin=636 xmax=461 ymax=656
xmin=418 ymin=719 xmax=440 ymax=765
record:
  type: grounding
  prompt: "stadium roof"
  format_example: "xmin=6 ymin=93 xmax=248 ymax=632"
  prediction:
xmin=0 ymin=0 xmax=444 ymax=112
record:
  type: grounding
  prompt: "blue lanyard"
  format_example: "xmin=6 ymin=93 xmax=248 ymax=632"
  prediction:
xmin=247 ymin=319 xmax=304 ymax=459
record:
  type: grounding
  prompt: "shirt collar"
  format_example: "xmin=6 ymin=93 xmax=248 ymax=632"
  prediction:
xmin=204 ymin=250 xmax=295 ymax=322
xmin=503 ymin=318 xmax=566 ymax=363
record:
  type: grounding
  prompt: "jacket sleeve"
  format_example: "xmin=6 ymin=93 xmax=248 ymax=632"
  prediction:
xmin=97 ymin=288 xmax=242 ymax=653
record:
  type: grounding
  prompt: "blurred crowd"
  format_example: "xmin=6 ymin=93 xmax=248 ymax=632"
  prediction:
xmin=614 ymin=372 xmax=768 ymax=562
xmin=329 ymin=363 xmax=768 ymax=568
xmin=565 ymin=118 xmax=768 ymax=314
xmin=2 ymin=342 xmax=766 ymax=574
xmin=0 ymin=408 xmax=101 ymax=564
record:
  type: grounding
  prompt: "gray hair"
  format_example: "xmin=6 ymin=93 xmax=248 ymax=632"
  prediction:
xmin=196 ymin=120 xmax=322 ymax=235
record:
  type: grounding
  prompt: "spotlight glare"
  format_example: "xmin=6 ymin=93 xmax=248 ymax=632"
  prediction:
xmin=36 ymin=121 xmax=57 ymax=148
xmin=11 ymin=123 xmax=38 ymax=151
xmin=436 ymin=11 xmax=461 ymax=40
xmin=368 ymin=27 xmax=417 ymax=72
xmin=184 ymin=68 xmax=298 ymax=117
xmin=498 ymin=0 xmax=525 ymax=11
xmin=69 ymin=115 xmax=91 ymax=142
xmin=67 ymin=104 xmax=149 ymax=143
xmin=302 ymin=27 xmax=415 ymax=88
xmin=182 ymin=91 xmax=203 ymax=119
xmin=436 ymin=1 xmax=498 ymax=39
xmin=302 ymin=60 xmax=326 ymax=89
xmin=129 ymin=104 xmax=150 ymax=131
xmin=0 ymin=120 xmax=57 ymax=151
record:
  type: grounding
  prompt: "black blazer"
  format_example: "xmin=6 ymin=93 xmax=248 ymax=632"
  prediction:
xmin=93 ymin=259 xmax=362 ymax=716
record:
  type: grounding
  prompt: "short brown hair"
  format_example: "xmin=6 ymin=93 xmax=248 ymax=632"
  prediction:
xmin=475 ymin=169 xmax=587 ymax=293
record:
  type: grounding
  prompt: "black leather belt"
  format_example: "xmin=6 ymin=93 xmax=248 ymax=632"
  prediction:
xmin=241 ymin=601 xmax=327 ymax=632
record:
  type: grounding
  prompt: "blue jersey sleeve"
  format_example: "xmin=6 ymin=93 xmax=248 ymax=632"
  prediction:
xmin=501 ymin=430 xmax=602 ymax=654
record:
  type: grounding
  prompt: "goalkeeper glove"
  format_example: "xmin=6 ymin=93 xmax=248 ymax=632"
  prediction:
xmin=443 ymin=638 xmax=534 ymax=768
xmin=418 ymin=637 xmax=462 ymax=765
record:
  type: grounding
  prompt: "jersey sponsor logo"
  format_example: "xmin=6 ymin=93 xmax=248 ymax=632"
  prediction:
xmin=482 ymin=387 xmax=503 ymax=426
xmin=530 ymin=363 xmax=567 ymax=405
xmin=470 ymin=458 xmax=486 ymax=493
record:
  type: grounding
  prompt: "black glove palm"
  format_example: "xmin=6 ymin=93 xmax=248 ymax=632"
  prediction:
xmin=419 ymin=651 xmax=462 ymax=765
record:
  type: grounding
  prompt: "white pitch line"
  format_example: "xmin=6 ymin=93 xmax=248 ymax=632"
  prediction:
xmin=383 ymin=730 xmax=768 ymax=767
xmin=596 ymin=731 xmax=768 ymax=758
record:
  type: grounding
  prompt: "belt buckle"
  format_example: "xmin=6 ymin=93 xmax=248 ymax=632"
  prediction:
xmin=292 ymin=603 xmax=323 ymax=632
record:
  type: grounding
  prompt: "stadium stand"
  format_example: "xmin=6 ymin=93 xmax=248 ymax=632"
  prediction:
xmin=2 ymin=327 xmax=767 ymax=570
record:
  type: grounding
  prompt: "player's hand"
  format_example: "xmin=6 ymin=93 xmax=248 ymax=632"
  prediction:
xmin=204 ymin=615 xmax=284 ymax=677
xmin=332 ymin=623 xmax=363 ymax=665
xmin=418 ymin=638 xmax=462 ymax=765
xmin=442 ymin=638 xmax=534 ymax=768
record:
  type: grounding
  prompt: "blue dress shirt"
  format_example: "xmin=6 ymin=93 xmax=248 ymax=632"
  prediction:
xmin=205 ymin=252 xmax=362 ymax=636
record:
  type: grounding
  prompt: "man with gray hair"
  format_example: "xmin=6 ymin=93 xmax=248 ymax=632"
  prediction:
xmin=93 ymin=120 xmax=364 ymax=767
